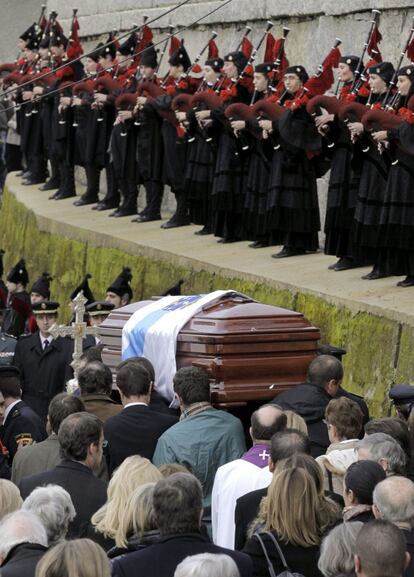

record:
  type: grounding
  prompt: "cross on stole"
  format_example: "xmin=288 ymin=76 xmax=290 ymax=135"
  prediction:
xmin=48 ymin=291 xmax=98 ymax=378
xmin=259 ymin=449 xmax=270 ymax=460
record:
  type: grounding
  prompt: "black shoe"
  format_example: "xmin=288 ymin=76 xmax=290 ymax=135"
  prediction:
xmin=249 ymin=240 xmax=269 ymax=249
xmin=161 ymin=217 xmax=190 ymax=229
xmin=217 ymin=237 xmax=238 ymax=244
xmin=397 ymin=276 xmax=414 ymax=288
xmin=49 ymin=190 xmax=61 ymax=200
xmin=21 ymin=171 xmax=31 ymax=180
xmin=272 ymin=247 xmax=306 ymax=259
xmin=94 ymin=201 xmax=119 ymax=211
xmin=39 ymin=180 xmax=60 ymax=191
xmin=132 ymin=214 xmax=161 ymax=223
xmin=22 ymin=178 xmax=45 ymax=186
xmin=55 ymin=191 xmax=76 ymax=200
xmin=110 ymin=206 xmax=137 ymax=217
xmin=194 ymin=226 xmax=211 ymax=236
xmin=362 ymin=267 xmax=387 ymax=280
xmin=334 ymin=257 xmax=360 ymax=271
xmin=328 ymin=258 xmax=342 ymax=270
xmin=74 ymin=196 xmax=98 ymax=207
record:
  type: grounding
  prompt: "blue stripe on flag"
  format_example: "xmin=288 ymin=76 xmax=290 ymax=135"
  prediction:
xmin=123 ymin=308 xmax=167 ymax=359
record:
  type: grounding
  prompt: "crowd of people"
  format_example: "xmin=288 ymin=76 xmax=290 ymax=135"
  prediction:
xmin=0 ymin=8 xmax=414 ymax=286
xmin=1 ymin=6 xmax=414 ymax=577
xmin=1 ymin=344 xmax=414 ymax=577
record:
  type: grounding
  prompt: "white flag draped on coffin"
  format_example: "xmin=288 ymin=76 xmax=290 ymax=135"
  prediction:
xmin=122 ymin=290 xmax=240 ymax=402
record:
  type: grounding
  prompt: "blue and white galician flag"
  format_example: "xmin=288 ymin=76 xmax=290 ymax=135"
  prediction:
xmin=122 ymin=290 xmax=238 ymax=402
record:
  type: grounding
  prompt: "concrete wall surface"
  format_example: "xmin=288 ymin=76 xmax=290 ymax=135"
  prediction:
xmin=0 ymin=0 xmax=42 ymax=63
xmin=42 ymin=0 xmax=414 ymax=74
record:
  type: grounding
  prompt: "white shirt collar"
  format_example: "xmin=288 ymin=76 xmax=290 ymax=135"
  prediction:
xmin=4 ymin=399 xmax=21 ymax=423
xmin=123 ymin=402 xmax=148 ymax=409
xmin=39 ymin=333 xmax=53 ymax=348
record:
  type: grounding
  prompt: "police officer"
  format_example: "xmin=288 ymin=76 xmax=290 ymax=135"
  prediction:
xmin=13 ymin=301 xmax=73 ymax=422
xmin=389 ymin=384 xmax=414 ymax=422
xmin=0 ymin=365 xmax=47 ymax=464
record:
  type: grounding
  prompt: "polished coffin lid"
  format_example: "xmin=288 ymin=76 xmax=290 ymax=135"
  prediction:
xmin=99 ymin=295 xmax=321 ymax=405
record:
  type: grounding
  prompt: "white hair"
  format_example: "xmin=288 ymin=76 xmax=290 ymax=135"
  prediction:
xmin=22 ymin=484 xmax=76 ymax=545
xmin=0 ymin=509 xmax=48 ymax=560
xmin=357 ymin=433 xmax=406 ymax=475
xmin=318 ymin=522 xmax=363 ymax=577
xmin=174 ymin=553 xmax=240 ymax=577
xmin=373 ymin=476 xmax=414 ymax=527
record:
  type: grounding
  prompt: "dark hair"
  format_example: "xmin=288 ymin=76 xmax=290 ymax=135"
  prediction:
xmin=48 ymin=393 xmax=85 ymax=434
xmin=355 ymin=520 xmax=407 ymax=577
xmin=79 ymin=345 xmax=104 ymax=364
xmin=307 ymin=355 xmax=343 ymax=388
xmin=325 ymin=397 xmax=364 ymax=440
xmin=78 ymin=362 xmax=113 ymax=396
xmin=153 ymin=473 xmax=202 ymax=534
xmin=270 ymin=428 xmax=311 ymax=463
xmin=0 ymin=379 xmax=21 ymax=399
xmin=344 ymin=460 xmax=386 ymax=505
xmin=251 ymin=406 xmax=287 ymax=441
xmin=118 ymin=357 xmax=155 ymax=382
xmin=173 ymin=367 xmax=210 ymax=405
xmin=116 ymin=363 xmax=151 ymax=397
xmin=58 ymin=412 xmax=103 ymax=461
xmin=365 ymin=417 xmax=411 ymax=460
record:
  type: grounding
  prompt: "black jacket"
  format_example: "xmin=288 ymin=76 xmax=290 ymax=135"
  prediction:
xmin=19 ymin=460 xmax=107 ymax=538
xmin=111 ymin=532 xmax=253 ymax=577
xmin=235 ymin=487 xmax=267 ymax=550
xmin=0 ymin=542 xmax=47 ymax=577
xmin=274 ymin=383 xmax=369 ymax=458
xmin=107 ymin=530 xmax=161 ymax=560
xmin=243 ymin=531 xmax=322 ymax=577
xmin=403 ymin=528 xmax=414 ymax=577
xmin=0 ymin=400 xmax=47 ymax=464
xmin=104 ymin=405 xmax=177 ymax=475
xmin=14 ymin=333 xmax=74 ymax=422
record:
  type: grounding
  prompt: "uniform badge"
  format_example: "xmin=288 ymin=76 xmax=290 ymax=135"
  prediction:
xmin=15 ymin=433 xmax=34 ymax=448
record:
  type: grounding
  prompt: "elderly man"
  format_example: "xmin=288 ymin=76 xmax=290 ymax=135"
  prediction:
xmin=111 ymin=473 xmax=253 ymax=577
xmin=19 ymin=412 xmax=107 ymax=538
xmin=357 ymin=432 xmax=406 ymax=476
xmin=373 ymin=476 xmax=414 ymax=577
xmin=212 ymin=405 xmax=287 ymax=549
xmin=354 ymin=520 xmax=409 ymax=577
xmin=22 ymin=484 xmax=75 ymax=546
xmin=0 ymin=509 xmax=48 ymax=577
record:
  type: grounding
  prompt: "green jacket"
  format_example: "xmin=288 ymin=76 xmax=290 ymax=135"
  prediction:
xmin=153 ymin=407 xmax=246 ymax=526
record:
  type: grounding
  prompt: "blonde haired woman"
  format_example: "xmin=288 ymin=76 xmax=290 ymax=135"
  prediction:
xmin=284 ymin=410 xmax=308 ymax=435
xmin=243 ymin=455 xmax=340 ymax=577
xmin=108 ymin=482 xmax=159 ymax=559
xmin=88 ymin=455 xmax=162 ymax=550
xmin=0 ymin=479 xmax=22 ymax=521
xmin=36 ymin=539 xmax=110 ymax=577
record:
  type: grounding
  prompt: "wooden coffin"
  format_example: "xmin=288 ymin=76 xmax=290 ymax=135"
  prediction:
xmin=99 ymin=295 xmax=321 ymax=406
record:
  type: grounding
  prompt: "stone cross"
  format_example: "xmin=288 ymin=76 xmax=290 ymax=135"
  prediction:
xmin=49 ymin=291 xmax=98 ymax=378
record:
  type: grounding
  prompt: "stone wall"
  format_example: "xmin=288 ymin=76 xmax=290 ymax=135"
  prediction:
xmin=0 ymin=0 xmax=42 ymax=63
xmin=44 ymin=1 xmax=414 ymax=74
